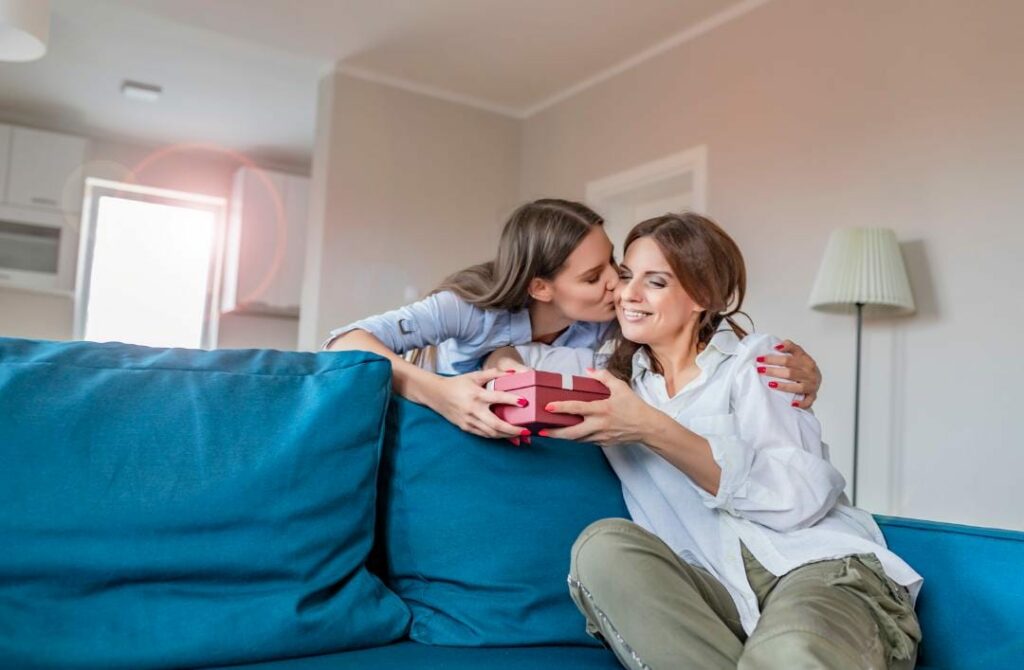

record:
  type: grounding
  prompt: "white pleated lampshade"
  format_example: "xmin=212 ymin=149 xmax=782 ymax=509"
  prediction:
xmin=0 ymin=0 xmax=50 ymax=62
xmin=809 ymin=228 xmax=915 ymax=314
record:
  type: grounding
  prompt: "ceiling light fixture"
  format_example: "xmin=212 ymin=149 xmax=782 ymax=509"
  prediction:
xmin=0 ymin=0 xmax=51 ymax=62
xmin=121 ymin=80 xmax=163 ymax=102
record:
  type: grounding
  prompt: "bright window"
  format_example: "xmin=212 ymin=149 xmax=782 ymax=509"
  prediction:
xmin=76 ymin=180 xmax=225 ymax=349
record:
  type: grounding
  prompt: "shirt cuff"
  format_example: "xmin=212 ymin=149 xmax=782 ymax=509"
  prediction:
xmin=696 ymin=433 xmax=754 ymax=515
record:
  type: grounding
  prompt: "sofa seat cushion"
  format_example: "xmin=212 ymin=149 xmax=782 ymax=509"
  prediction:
xmin=206 ymin=641 xmax=622 ymax=669
xmin=0 ymin=339 xmax=410 ymax=670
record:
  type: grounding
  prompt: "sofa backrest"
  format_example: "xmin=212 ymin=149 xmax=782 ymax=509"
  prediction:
xmin=876 ymin=515 xmax=1024 ymax=669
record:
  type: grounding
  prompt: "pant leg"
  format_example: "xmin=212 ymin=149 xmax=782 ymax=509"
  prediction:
xmin=739 ymin=553 xmax=921 ymax=670
xmin=568 ymin=518 xmax=745 ymax=670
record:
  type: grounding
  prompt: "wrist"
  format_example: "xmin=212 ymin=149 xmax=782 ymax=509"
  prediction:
xmin=396 ymin=364 xmax=443 ymax=408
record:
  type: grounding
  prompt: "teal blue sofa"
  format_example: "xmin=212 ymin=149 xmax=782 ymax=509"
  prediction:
xmin=1 ymin=338 xmax=1021 ymax=669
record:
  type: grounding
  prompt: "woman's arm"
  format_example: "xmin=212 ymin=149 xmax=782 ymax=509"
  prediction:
xmin=323 ymin=291 xmax=478 ymax=353
xmin=326 ymin=296 xmax=528 ymax=439
xmin=541 ymin=370 xmax=724 ymax=495
xmin=544 ymin=337 xmax=844 ymax=531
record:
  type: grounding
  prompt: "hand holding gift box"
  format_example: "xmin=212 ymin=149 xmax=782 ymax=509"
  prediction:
xmin=491 ymin=370 xmax=610 ymax=431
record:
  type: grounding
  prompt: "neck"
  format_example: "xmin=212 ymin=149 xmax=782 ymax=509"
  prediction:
xmin=648 ymin=320 xmax=701 ymax=391
xmin=528 ymin=300 xmax=574 ymax=344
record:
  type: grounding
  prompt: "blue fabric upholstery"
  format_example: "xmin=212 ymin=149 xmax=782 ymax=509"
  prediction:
xmin=877 ymin=516 xmax=1024 ymax=669
xmin=2 ymin=336 xmax=1021 ymax=669
xmin=0 ymin=338 xmax=410 ymax=670
xmin=377 ymin=396 xmax=631 ymax=647
xmin=207 ymin=641 xmax=622 ymax=669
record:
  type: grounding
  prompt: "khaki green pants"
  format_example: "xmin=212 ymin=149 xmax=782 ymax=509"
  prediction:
xmin=568 ymin=519 xmax=921 ymax=670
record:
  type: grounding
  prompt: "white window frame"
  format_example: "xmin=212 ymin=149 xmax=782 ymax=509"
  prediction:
xmin=73 ymin=178 xmax=227 ymax=349
xmin=585 ymin=145 xmax=708 ymax=252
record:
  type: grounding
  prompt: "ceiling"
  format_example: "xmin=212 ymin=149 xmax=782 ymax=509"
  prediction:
xmin=0 ymin=0 xmax=755 ymax=166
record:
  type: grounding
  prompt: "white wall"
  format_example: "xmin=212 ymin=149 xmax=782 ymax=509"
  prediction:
xmin=519 ymin=0 xmax=1024 ymax=529
xmin=298 ymin=72 xmax=521 ymax=350
xmin=0 ymin=132 xmax=304 ymax=350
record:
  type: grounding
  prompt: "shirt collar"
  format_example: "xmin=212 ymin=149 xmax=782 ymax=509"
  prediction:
xmin=630 ymin=328 xmax=743 ymax=381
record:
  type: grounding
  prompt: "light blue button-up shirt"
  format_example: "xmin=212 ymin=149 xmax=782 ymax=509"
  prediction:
xmin=325 ymin=290 xmax=613 ymax=374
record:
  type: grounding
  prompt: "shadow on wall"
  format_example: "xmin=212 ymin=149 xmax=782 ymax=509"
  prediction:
xmin=861 ymin=239 xmax=936 ymax=516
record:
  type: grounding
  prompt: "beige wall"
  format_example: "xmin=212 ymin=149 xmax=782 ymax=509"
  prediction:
xmin=298 ymin=72 xmax=522 ymax=350
xmin=0 ymin=135 xmax=302 ymax=350
xmin=520 ymin=0 xmax=1024 ymax=529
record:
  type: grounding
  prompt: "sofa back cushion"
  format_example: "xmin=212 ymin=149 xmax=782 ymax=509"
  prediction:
xmin=0 ymin=338 xmax=410 ymax=669
xmin=876 ymin=515 xmax=1024 ymax=669
xmin=377 ymin=396 xmax=630 ymax=647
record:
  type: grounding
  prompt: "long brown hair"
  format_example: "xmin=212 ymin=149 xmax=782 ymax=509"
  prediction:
xmin=409 ymin=198 xmax=605 ymax=368
xmin=436 ymin=198 xmax=604 ymax=309
xmin=606 ymin=212 xmax=750 ymax=382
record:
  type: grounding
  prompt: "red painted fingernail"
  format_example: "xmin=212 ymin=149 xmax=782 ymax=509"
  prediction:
xmin=509 ymin=437 xmax=520 ymax=446
xmin=792 ymin=401 xmax=800 ymax=407
xmin=523 ymin=436 xmax=532 ymax=445
xmin=506 ymin=369 xmax=516 ymax=374
xmin=768 ymin=381 xmax=778 ymax=389
xmin=520 ymin=429 xmax=530 ymax=436
xmin=538 ymin=429 xmax=549 ymax=437
xmin=757 ymin=366 xmax=767 ymax=374
xmin=545 ymin=403 xmax=556 ymax=412
xmin=774 ymin=344 xmax=785 ymax=351
xmin=756 ymin=356 xmax=765 ymax=363
xmin=517 ymin=397 xmax=529 ymax=407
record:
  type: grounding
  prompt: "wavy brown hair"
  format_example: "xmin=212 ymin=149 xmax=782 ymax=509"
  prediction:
xmin=410 ymin=198 xmax=605 ymax=367
xmin=606 ymin=212 xmax=750 ymax=382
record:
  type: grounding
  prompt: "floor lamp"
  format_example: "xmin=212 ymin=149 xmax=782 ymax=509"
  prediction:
xmin=808 ymin=228 xmax=914 ymax=506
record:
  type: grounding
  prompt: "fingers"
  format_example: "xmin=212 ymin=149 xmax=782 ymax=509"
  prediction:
xmin=481 ymin=389 xmax=529 ymax=408
xmin=757 ymin=365 xmax=793 ymax=381
xmin=463 ymin=409 xmax=524 ymax=439
xmin=798 ymin=392 xmax=817 ymax=410
xmin=584 ymin=367 xmax=617 ymax=386
xmin=544 ymin=399 xmax=597 ymax=416
xmin=469 ymin=367 xmax=515 ymax=385
xmin=775 ymin=339 xmax=804 ymax=355
xmin=542 ymin=424 xmax=593 ymax=441
xmin=768 ymin=381 xmax=806 ymax=394
xmin=756 ymin=354 xmax=811 ymax=370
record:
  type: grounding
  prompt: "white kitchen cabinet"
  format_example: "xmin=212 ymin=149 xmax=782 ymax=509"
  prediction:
xmin=5 ymin=126 xmax=88 ymax=212
xmin=222 ymin=167 xmax=309 ymax=316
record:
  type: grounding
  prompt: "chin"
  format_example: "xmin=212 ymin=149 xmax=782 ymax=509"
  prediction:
xmin=618 ymin=322 xmax=654 ymax=344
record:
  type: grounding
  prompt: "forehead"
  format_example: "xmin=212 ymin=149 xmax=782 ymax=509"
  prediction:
xmin=565 ymin=226 xmax=613 ymax=265
xmin=622 ymin=236 xmax=671 ymax=269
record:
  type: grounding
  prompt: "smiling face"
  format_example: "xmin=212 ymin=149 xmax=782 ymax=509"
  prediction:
xmin=615 ymin=236 xmax=704 ymax=348
xmin=530 ymin=225 xmax=619 ymax=322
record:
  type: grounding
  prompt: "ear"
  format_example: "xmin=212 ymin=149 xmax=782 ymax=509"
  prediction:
xmin=529 ymin=277 xmax=554 ymax=303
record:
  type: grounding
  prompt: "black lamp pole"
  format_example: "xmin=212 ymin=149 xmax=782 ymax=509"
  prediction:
xmin=852 ymin=302 xmax=864 ymax=506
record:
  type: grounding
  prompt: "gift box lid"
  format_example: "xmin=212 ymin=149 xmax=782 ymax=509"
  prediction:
xmin=493 ymin=370 xmax=610 ymax=396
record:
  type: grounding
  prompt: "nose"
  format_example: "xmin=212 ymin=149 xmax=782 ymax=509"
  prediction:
xmin=617 ymin=276 xmax=641 ymax=303
xmin=603 ymin=265 xmax=619 ymax=292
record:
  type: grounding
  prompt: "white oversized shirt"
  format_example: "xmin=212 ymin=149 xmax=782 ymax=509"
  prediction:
xmin=516 ymin=331 xmax=922 ymax=633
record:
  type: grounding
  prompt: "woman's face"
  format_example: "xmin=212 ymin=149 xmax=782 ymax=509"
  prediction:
xmin=615 ymin=236 xmax=704 ymax=347
xmin=541 ymin=226 xmax=619 ymax=322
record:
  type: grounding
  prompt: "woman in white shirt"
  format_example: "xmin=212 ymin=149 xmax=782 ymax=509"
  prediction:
xmin=326 ymin=198 xmax=823 ymax=445
xmin=498 ymin=212 xmax=922 ymax=669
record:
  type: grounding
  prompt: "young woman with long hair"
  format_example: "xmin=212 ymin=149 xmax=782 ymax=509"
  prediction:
xmin=327 ymin=200 xmax=822 ymax=443
xmin=500 ymin=213 xmax=921 ymax=669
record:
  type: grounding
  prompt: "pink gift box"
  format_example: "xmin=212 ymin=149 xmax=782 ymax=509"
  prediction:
xmin=492 ymin=370 xmax=610 ymax=431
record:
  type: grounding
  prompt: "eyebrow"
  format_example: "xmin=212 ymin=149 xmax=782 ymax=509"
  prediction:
xmin=618 ymin=264 xmax=674 ymax=278
xmin=577 ymin=263 xmax=606 ymax=279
